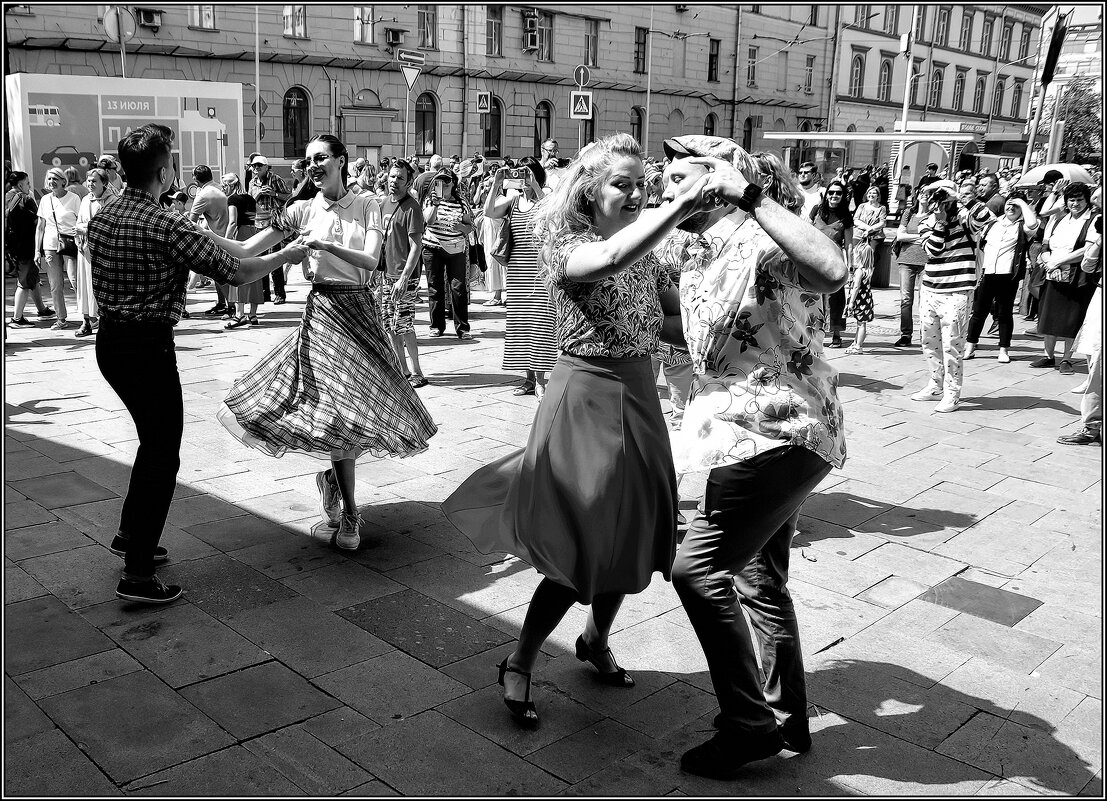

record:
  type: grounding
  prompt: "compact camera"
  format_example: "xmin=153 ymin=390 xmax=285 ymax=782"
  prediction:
xmin=504 ymin=167 xmax=528 ymax=180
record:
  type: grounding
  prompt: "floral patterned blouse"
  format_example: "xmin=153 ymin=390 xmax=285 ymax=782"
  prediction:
xmin=547 ymin=232 xmax=673 ymax=358
xmin=671 ymin=212 xmax=847 ymax=473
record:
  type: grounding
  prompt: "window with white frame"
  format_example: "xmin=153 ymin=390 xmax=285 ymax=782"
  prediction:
xmin=973 ymin=75 xmax=987 ymax=113
xmin=992 ymin=78 xmax=1005 ymax=117
xmin=746 ymin=46 xmax=758 ymax=87
xmin=190 ymin=5 xmax=216 ymax=29
xmin=585 ymin=19 xmax=599 ymax=67
xmin=854 ymin=5 xmax=871 ymax=27
xmin=935 ymin=7 xmax=950 ymax=46
xmin=803 ymin=55 xmax=815 ymax=93
xmin=353 ymin=6 xmax=373 ymax=44
xmin=630 ymin=106 xmax=644 ymax=144
xmin=980 ymin=16 xmax=994 ymax=56
xmin=1018 ymin=27 xmax=1032 ymax=59
xmin=418 ymin=5 xmax=437 ymax=49
xmin=1011 ymin=81 xmax=1024 ymax=117
xmin=909 ymin=60 xmax=923 ymax=105
xmin=883 ymin=5 xmax=899 ymax=35
xmin=704 ymin=113 xmax=717 ymax=136
xmin=878 ymin=59 xmax=893 ymax=102
xmin=486 ymin=5 xmax=502 ymax=56
xmin=952 ymin=70 xmax=966 ymax=110
xmin=849 ymin=54 xmax=865 ymax=97
xmin=1000 ymin=21 xmax=1013 ymax=60
xmin=537 ymin=11 xmax=553 ymax=61
xmin=959 ymin=9 xmax=974 ymax=51
xmin=283 ymin=5 xmax=307 ymax=37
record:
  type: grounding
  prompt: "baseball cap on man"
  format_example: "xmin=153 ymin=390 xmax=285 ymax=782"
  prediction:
xmin=250 ymin=155 xmax=269 ymax=166
xmin=663 ymin=135 xmax=742 ymax=164
xmin=97 ymin=155 xmax=118 ymax=170
xmin=433 ymin=168 xmax=458 ymax=184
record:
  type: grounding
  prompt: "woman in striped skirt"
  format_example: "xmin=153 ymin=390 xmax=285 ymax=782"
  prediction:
xmin=484 ymin=157 xmax=558 ymax=397
xmin=200 ymin=134 xmax=437 ymax=551
xmin=423 ymin=167 xmax=476 ymax=339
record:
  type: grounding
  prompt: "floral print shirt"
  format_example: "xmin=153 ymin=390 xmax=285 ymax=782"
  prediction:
xmin=672 ymin=212 xmax=847 ymax=473
xmin=547 ymin=232 xmax=673 ymax=358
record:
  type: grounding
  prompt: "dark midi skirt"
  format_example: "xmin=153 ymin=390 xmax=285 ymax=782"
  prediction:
xmin=1038 ymin=279 xmax=1097 ymax=339
xmin=443 ymin=354 xmax=678 ymax=604
xmin=218 ymin=284 xmax=437 ymax=461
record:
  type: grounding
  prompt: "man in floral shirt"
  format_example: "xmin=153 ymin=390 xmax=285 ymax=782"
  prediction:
xmin=658 ymin=136 xmax=847 ymax=781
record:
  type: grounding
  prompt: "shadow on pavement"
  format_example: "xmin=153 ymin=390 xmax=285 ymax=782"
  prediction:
xmin=962 ymin=395 xmax=1079 ymax=414
xmin=837 ymin=372 xmax=904 ymax=392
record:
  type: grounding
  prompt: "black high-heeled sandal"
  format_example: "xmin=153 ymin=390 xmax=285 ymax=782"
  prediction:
xmin=575 ymin=634 xmax=635 ymax=687
xmin=497 ymin=658 xmax=539 ymax=727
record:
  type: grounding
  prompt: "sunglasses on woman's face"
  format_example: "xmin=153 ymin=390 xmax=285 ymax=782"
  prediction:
xmin=826 ymin=191 xmax=843 ymax=196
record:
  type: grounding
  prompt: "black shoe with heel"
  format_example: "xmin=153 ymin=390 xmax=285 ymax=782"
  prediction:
xmin=497 ymin=658 xmax=539 ymax=727
xmin=575 ymin=634 xmax=635 ymax=687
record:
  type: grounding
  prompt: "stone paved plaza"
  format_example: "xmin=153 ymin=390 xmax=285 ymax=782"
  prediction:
xmin=3 ymin=275 xmax=1103 ymax=796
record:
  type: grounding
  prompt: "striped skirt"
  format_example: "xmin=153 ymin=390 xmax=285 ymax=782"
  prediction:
xmin=443 ymin=354 xmax=678 ymax=603
xmin=218 ymin=284 xmax=437 ymax=461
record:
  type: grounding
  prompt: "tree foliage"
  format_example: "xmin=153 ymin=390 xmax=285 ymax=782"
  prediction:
xmin=1040 ymin=77 xmax=1103 ymax=164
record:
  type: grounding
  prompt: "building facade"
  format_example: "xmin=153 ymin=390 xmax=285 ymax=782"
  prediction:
xmin=829 ymin=4 xmax=1048 ymax=180
xmin=5 ymin=3 xmax=834 ymax=169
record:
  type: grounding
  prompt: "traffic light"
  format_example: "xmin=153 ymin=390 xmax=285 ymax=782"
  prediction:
xmin=1040 ymin=13 xmax=1068 ymax=86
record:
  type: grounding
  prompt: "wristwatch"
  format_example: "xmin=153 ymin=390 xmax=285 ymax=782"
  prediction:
xmin=735 ymin=182 xmax=763 ymax=213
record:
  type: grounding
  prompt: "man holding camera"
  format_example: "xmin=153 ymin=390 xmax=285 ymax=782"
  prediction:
xmin=910 ymin=180 xmax=981 ymax=413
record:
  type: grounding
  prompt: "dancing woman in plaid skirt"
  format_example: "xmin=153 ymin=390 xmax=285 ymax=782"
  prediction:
xmin=201 ymin=135 xmax=437 ymax=550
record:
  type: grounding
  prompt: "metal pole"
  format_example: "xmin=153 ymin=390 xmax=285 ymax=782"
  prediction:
xmin=984 ymin=14 xmax=1008 ymax=134
xmin=406 ymin=86 xmax=411 ymax=156
xmin=119 ymin=5 xmax=127 ymax=78
xmin=895 ymin=6 xmax=919 ymax=179
xmin=1023 ymin=85 xmax=1049 ymax=168
xmin=254 ymin=5 xmax=261 ymax=154
xmin=643 ymin=5 xmax=653 ymax=155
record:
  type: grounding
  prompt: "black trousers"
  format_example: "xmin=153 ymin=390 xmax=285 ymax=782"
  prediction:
xmin=425 ymin=245 xmax=470 ymax=334
xmin=827 ymin=287 xmax=847 ymax=336
xmin=95 ymin=318 xmax=183 ymax=578
xmin=967 ymin=274 xmax=1019 ymax=348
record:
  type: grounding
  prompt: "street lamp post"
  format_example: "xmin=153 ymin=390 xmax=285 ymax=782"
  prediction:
xmin=985 ymin=54 xmax=1037 ymax=134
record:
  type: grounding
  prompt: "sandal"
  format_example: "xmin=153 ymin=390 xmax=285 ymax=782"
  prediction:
xmin=483 ymin=299 xmax=504 ymax=307
xmin=575 ymin=634 xmax=635 ymax=687
xmin=497 ymin=658 xmax=539 ymax=727
xmin=224 ymin=315 xmax=249 ymax=329
xmin=248 ymin=315 xmax=260 ymax=327
xmin=512 ymin=383 xmax=536 ymax=396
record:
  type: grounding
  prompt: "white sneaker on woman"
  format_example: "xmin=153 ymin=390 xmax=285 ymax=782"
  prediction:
xmin=910 ymin=384 xmax=943 ymax=401
xmin=1071 ymin=381 xmax=1090 ymax=394
xmin=997 ymin=348 xmax=1011 ymax=364
xmin=934 ymin=394 xmax=960 ymax=413
xmin=315 ymin=471 xmax=341 ymax=528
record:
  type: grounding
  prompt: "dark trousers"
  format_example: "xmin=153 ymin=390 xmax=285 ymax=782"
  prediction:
xmin=425 ymin=245 xmax=469 ymax=334
xmin=270 ymin=265 xmax=286 ymax=299
xmin=827 ymin=287 xmax=847 ymax=336
xmin=967 ymin=273 xmax=1019 ymax=348
xmin=672 ymin=446 xmax=832 ymax=736
xmin=95 ymin=318 xmax=183 ymax=578
xmin=899 ymin=263 xmax=925 ymax=338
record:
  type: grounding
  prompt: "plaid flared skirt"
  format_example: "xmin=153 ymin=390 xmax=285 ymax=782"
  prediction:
xmin=443 ymin=354 xmax=678 ymax=603
xmin=218 ymin=284 xmax=437 ymax=461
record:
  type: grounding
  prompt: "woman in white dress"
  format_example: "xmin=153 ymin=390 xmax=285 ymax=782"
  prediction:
xmin=72 ymin=168 xmax=118 ymax=337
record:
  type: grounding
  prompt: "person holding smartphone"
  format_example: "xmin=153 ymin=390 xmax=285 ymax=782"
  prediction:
xmin=422 ymin=167 xmax=476 ymax=339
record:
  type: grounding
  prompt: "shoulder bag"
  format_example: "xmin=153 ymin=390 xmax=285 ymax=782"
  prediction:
xmin=489 ymin=196 xmax=515 ymax=263
xmin=50 ymin=196 xmax=78 ymax=259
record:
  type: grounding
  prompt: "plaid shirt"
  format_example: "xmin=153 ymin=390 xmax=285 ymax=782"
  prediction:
xmin=87 ymin=187 xmax=240 ymax=324
xmin=249 ymin=172 xmax=288 ymax=229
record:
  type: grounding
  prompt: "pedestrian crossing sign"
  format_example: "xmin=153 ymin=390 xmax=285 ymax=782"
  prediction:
xmin=476 ymin=91 xmax=491 ymax=114
xmin=569 ymin=90 xmax=593 ymax=120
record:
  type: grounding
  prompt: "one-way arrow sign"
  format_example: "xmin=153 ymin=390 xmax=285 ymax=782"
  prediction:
xmin=569 ymin=90 xmax=593 ymax=120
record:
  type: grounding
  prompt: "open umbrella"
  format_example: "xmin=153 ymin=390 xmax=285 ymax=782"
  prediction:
xmin=1018 ymin=163 xmax=1095 ymax=186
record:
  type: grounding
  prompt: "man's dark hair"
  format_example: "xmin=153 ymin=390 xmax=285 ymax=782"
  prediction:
xmin=1042 ymin=169 xmax=1065 ymax=184
xmin=799 ymin=161 xmax=816 ymax=172
xmin=118 ymin=124 xmax=174 ymax=186
xmin=926 ymin=162 xmax=939 ymax=171
xmin=391 ymin=159 xmax=416 ymax=182
xmin=192 ymin=164 xmax=213 ymax=184
xmin=518 ymin=155 xmax=547 ymax=189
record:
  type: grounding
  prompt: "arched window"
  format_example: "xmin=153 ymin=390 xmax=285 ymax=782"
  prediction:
xmin=992 ymin=79 xmax=1005 ymax=118
xmin=742 ymin=117 xmax=754 ymax=151
xmin=534 ymin=101 xmax=553 ymax=156
xmin=849 ymin=54 xmax=865 ymax=97
xmin=973 ymin=77 xmax=986 ymax=114
xmin=415 ymin=92 xmax=437 ymax=156
xmin=873 ymin=127 xmax=883 ymax=167
xmin=1011 ymin=82 xmax=1024 ymax=118
xmin=282 ymin=87 xmax=310 ymax=158
xmin=704 ymin=113 xmax=717 ymax=137
xmin=630 ymin=106 xmax=644 ymax=145
xmin=845 ymin=123 xmax=856 ymax=166
xmin=483 ymin=96 xmax=503 ymax=157
xmin=928 ymin=69 xmax=944 ymax=108
xmin=878 ymin=60 xmax=893 ymax=102
xmin=909 ymin=64 xmax=922 ymax=105
xmin=952 ymin=72 xmax=966 ymax=110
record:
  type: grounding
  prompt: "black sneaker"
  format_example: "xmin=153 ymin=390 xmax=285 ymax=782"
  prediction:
xmin=680 ymin=728 xmax=785 ymax=780
xmin=8 ymin=317 xmax=34 ymax=327
xmin=893 ymin=335 xmax=912 ymax=347
xmin=116 ymin=574 xmax=183 ymax=604
xmin=204 ymin=303 xmax=229 ymax=316
xmin=37 ymin=307 xmax=56 ymax=319
xmin=109 ymin=535 xmax=169 ymax=563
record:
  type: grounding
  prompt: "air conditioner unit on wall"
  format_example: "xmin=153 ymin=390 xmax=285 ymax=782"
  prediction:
xmin=523 ymin=30 xmax=539 ymax=51
xmin=523 ymin=11 xmax=538 ymax=32
xmin=385 ymin=28 xmax=405 ymax=46
xmin=135 ymin=8 xmax=162 ymax=29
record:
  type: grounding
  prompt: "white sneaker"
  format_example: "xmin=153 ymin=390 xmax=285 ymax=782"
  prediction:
xmin=335 ymin=512 xmax=361 ymax=551
xmin=910 ymin=385 xmax=943 ymax=401
xmin=315 ymin=470 xmax=341 ymax=528
xmin=1071 ymin=381 xmax=1090 ymax=394
xmin=934 ymin=395 xmax=960 ymax=413
xmin=964 ymin=344 xmax=976 ymax=360
xmin=997 ymin=348 xmax=1011 ymax=364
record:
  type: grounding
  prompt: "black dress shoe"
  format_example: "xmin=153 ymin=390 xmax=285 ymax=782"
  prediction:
xmin=680 ymin=728 xmax=785 ymax=779
xmin=893 ymin=335 xmax=912 ymax=347
xmin=204 ymin=303 xmax=228 ymax=316
xmin=779 ymin=721 xmax=812 ymax=753
xmin=1058 ymin=428 xmax=1101 ymax=446
xmin=109 ymin=534 xmax=169 ymax=563
xmin=575 ymin=634 xmax=635 ymax=687
xmin=497 ymin=658 xmax=539 ymax=728
xmin=273 ymin=296 xmax=286 ymax=305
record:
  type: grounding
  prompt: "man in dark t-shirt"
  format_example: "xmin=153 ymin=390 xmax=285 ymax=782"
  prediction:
xmin=378 ymin=160 xmax=429 ymax=387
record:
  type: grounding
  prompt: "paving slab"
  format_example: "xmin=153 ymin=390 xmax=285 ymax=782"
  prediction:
xmin=918 ymin=575 xmax=1043 ymax=627
xmin=243 ymin=725 xmax=373 ymax=795
xmin=17 ymin=545 xmax=127 ymax=610
xmin=122 ymin=745 xmax=303 ymax=796
xmin=38 ymin=670 xmax=234 ymax=784
xmin=300 ymin=706 xmax=382 ymax=749
xmin=4 ymin=562 xmax=49 ymax=605
xmin=4 ymin=674 xmax=55 ymax=746
xmin=3 ymin=728 xmax=122 ymax=797
xmin=155 ymin=553 xmax=300 ymax=619
xmin=13 ymin=648 xmax=144 ymax=702
xmin=338 ymin=709 xmax=568 ymax=796
xmin=4 ymin=518 xmax=97 ymax=561
xmin=8 ymin=470 xmax=118 ymax=508
xmin=4 ymin=595 xmax=114 ymax=676
xmin=278 ymin=560 xmax=404 ymax=610
xmin=926 ymin=612 xmax=1063 ymax=674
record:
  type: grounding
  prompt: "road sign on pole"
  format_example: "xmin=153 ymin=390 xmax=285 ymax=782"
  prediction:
xmin=573 ymin=64 xmax=590 ymax=88
xmin=400 ymin=65 xmax=420 ymax=91
xmin=476 ymin=91 xmax=491 ymax=114
xmin=569 ymin=91 xmax=593 ymax=120
xmin=103 ymin=6 xmax=136 ymax=78
xmin=397 ymin=49 xmax=426 ymax=66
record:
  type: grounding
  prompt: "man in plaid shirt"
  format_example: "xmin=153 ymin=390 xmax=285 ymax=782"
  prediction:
xmin=88 ymin=124 xmax=308 ymax=605
xmin=248 ymin=154 xmax=290 ymax=303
